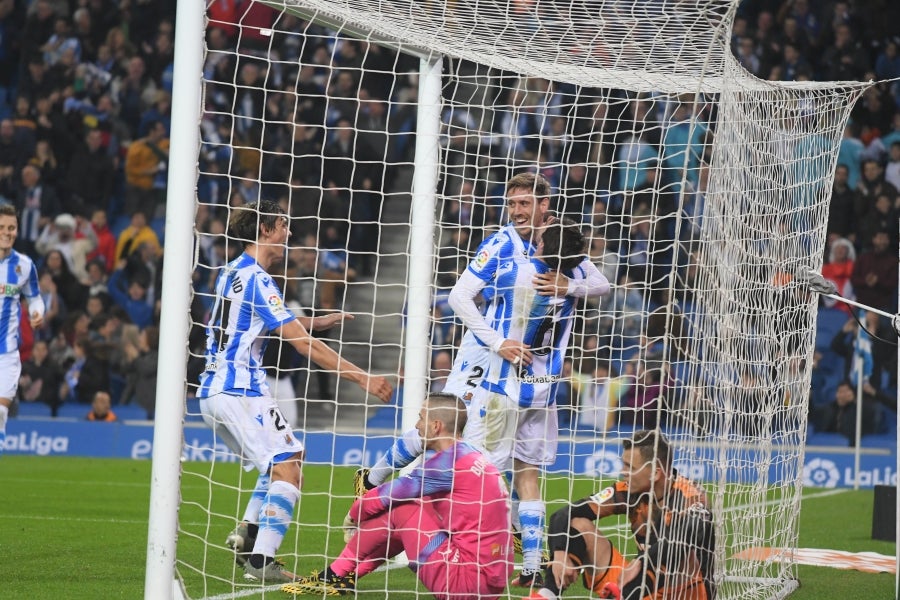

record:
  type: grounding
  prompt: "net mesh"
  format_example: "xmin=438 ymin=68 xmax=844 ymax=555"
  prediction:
xmin=175 ymin=1 xmax=868 ymax=597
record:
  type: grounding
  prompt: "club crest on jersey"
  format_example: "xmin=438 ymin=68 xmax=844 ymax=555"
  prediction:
xmin=473 ymin=249 xmax=490 ymax=270
xmin=15 ymin=265 xmax=22 ymax=276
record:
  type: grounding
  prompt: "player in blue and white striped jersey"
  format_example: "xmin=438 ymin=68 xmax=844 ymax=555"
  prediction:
xmin=198 ymin=200 xmax=392 ymax=584
xmin=464 ymin=219 xmax=605 ymax=587
xmin=359 ymin=174 xmax=609 ymax=587
xmin=0 ymin=204 xmax=45 ymax=456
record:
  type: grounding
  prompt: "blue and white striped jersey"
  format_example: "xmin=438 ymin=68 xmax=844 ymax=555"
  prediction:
xmin=481 ymin=257 xmax=578 ymax=408
xmin=198 ymin=253 xmax=296 ymax=398
xmin=0 ymin=250 xmax=41 ymax=354
xmin=443 ymin=225 xmax=535 ymax=398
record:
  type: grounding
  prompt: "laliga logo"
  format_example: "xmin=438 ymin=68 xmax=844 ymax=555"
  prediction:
xmin=584 ymin=449 xmax=623 ymax=477
xmin=803 ymin=457 xmax=841 ymax=488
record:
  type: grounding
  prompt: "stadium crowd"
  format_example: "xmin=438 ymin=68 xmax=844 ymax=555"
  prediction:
xmin=0 ymin=0 xmax=897 ymax=442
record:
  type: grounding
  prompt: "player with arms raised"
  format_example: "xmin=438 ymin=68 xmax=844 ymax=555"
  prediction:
xmin=198 ymin=200 xmax=392 ymax=583
xmin=0 ymin=204 xmax=44 ymax=456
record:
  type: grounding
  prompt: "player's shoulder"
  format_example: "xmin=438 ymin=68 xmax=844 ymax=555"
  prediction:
xmin=590 ymin=480 xmax=628 ymax=506
xmin=8 ymin=250 xmax=35 ymax=274
xmin=670 ymin=473 xmax=709 ymax=506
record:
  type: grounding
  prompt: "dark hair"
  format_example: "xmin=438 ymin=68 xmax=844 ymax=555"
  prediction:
xmin=623 ymin=429 xmax=672 ymax=472
xmin=143 ymin=325 xmax=160 ymax=351
xmin=541 ymin=218 xmax=586 ymax=271
xmin=227 ymin=199 xmax=286 ymax=248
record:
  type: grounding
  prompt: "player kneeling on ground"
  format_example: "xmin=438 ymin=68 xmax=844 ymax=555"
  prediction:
xmin=286 ymin=392 xmax=513 ymax=598
xmin=525 ymin=430 xmax=715 ymax=600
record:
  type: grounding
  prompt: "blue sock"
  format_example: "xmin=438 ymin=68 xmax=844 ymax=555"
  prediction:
xmin=518 ymin=500 xmax=546 ymax=573
xmin=0 ymin=404 xmax=7 ymax=457
xmin=252 ymin=480 xmax=300 ymax=557
xmin=507 ymin=476 xmax=521 ymax=531
xmin=242 ymin=472 xmax=270 ymax=524
xmin=367 ymin=428 xmax=423 ymax=486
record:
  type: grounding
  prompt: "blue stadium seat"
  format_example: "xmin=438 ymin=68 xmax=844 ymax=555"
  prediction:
xmin=13 ymin=402 xmax=52 ymax=418
xmin=806 ymin=431 xmax=851 ymax=447
xmin=150 ymin=217 xmax=166 ymax=246
xmin=57 ymin=403 xmax=89 ymax=419
xmin=861 ymin=433 xmax=897 ymax=449
xmin=815 ymin=307 xmax=847 ymax=352
xmin=115 ymin=404 xmax=150 ymax=420
xmin=366 ymin=406 xmax=401 ymax=430
xmin=111 ymin=215 xmax=131 ymax=238
xmin=184 ymin=397 xmax=205 ymax=422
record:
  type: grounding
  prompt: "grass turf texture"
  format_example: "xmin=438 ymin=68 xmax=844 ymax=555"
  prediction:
xmin=0 ymin=455 xmax=894 ymax=599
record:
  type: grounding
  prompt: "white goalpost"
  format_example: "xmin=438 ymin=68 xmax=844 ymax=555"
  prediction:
xmin=146 ymin=1 xmax=879 ymax=598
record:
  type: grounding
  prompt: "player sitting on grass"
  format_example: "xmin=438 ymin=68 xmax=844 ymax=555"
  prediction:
xmin=525 ymin=429 xmax=716 ymax=600
xmin=286 ymin=392 xmax=513 ymax=599
xmin=356 ymin=218 xmax=608 ymax=590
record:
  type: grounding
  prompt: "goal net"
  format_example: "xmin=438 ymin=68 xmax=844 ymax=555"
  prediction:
xmin=166 ymin=1 xmax=870 ymax=598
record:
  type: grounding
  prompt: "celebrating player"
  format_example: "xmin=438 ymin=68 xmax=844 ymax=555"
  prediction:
xmin=526 ymin=430 xmax=716 ymax=600
xmin=357 ymin=174 xmax=610 ymax=588
xmin=0 ymin=204 xmax=45 ymax=456
xmin=290 ymin=392 xmax=513 ymax=599
xmin=197 ymin=199 xmax=392 ymax=583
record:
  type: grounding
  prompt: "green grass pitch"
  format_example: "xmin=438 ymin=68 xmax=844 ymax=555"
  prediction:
xmin=0 ymin=455 xmax=894 ymax=599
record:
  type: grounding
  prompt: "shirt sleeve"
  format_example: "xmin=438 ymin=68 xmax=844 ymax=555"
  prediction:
xmin=448 ymin=269 xmax=503 ymax=350
xmin=252 ymin=273 xmax=295 ymax=330
xmin=349 ymin=451 xmax=456 ymax=522
xmin=567 ymin=258 xmax=611 ymax=298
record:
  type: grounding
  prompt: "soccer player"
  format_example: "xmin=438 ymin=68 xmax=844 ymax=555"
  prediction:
xmin=0 ymin=204 xmax=45 ymax=456
xmin=358 ymin=174 xmax=610 ymax=586
xmin=198 ymin=200 xmax=392 ymax=583
xmin=526 ymin=430 xmax=715 ymax=600
xmin=292 ymin=392 xmax=513 ymax=599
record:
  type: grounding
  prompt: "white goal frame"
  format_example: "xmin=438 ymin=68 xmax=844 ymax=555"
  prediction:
xmin=145 ymin=1 xmax=897 ymax=599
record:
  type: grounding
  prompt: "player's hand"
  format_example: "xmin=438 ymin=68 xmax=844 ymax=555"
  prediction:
xmin=534 ymin=270 xmax=570 ymax=297
xmin=363 ymin=374 xmax=393 ymax=403
xmin=30 ymin=311 xmax=44 ymax=329
xmin=342 ymin=512 xmax=357 ymax=543
xmin=315 ymin=312 xmax=354 ymax=331
xmin=498 ymin=339 xmax=531 ymax=367
xmin=549 ymin=551 xmax=580 ymax=590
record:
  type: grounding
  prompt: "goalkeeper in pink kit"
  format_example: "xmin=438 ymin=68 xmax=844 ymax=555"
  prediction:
xmin=291 ymin=392 xmax=513 ymax=598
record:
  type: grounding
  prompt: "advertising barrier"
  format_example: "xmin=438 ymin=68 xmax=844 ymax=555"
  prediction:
xmin=6 ymin=418 xmax=896 ymax=489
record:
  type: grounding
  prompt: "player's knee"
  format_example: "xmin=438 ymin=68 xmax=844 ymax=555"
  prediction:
xmin=270 ymin=452 xmax=303 ymax=487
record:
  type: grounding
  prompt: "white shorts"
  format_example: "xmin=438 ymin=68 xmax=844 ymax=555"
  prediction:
xmin=443 ymin=334 xmax=489 ymax=401
xmin=0 ymin=351 xmax=21 ymax=400
xmin=199 ymin=392 xmax=304 ymax=473
xmin=464 ymin=387 xmax=559 ymax=472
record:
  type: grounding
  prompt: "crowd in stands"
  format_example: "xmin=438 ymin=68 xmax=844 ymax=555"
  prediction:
xmin=1 ymin=0 xmax=898 ymax=440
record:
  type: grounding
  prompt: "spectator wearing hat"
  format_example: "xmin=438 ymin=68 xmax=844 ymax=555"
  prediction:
xmin=36 ymin=212 xmax=97 ymax=281
xmin=15 ymin=163 xmax=60 ymax=257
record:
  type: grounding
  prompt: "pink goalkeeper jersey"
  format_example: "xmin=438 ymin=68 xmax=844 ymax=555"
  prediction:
xmin=350 ymin=441 xmax=513 ymax=588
